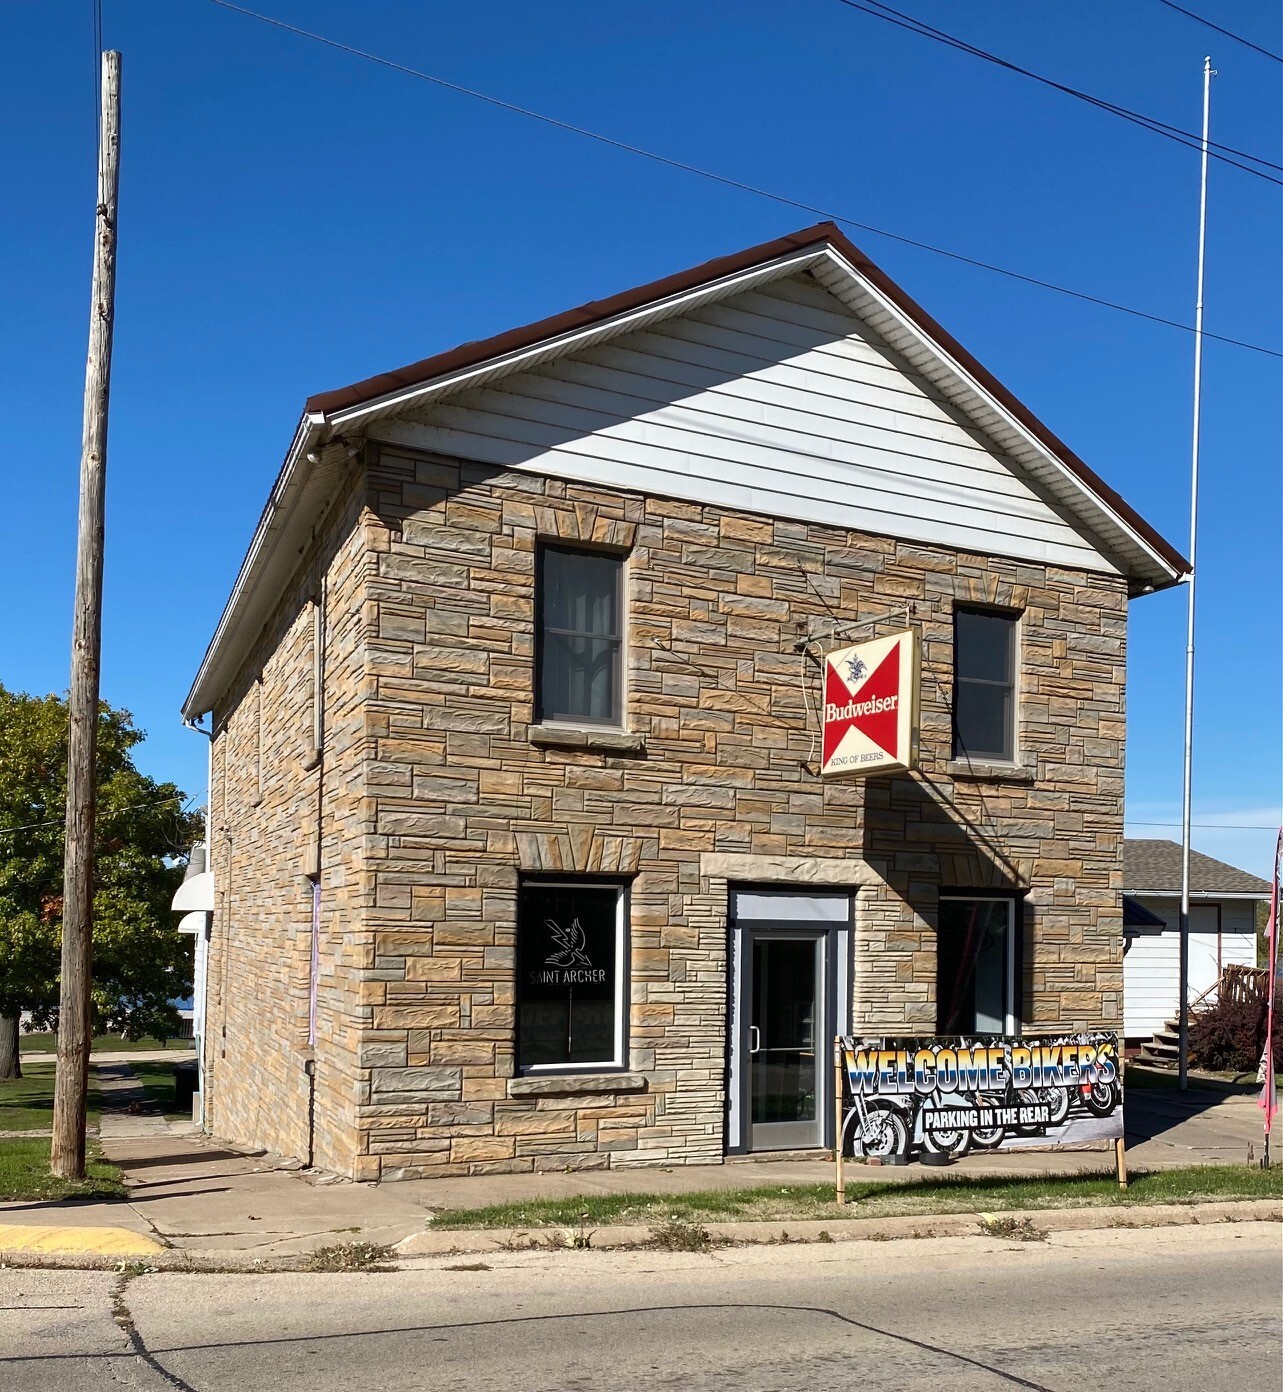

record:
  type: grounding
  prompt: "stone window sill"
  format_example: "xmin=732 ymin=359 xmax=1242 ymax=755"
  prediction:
xmin=529 ymin=723 xmax=646 ymax=755
xmin=508 ymin=1073 xmax=648 ymax=1098
xmin=945 ymin=759 xmax=1035 ymax=784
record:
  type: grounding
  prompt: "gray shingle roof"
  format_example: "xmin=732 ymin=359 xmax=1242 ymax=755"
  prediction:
xmin=1123 ymin=839 xmax=1272 ymax=896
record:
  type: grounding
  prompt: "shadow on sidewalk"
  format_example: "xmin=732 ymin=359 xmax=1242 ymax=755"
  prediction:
xmin=1124 ymin=1079 xmax=1262 ymax=1150
xmin=108 ymin=1147 xmax=254 ymax=1173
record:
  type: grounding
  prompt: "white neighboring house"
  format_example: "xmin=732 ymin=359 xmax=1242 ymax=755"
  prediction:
xmin=1122 ymin=838 xmax=1270 ymax=1042
xmin=172 ymin=841 xmax=213 ymax=1112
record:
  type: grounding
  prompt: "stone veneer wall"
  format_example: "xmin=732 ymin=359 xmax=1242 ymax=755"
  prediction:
xmin=204 ymin=459 xmax=374 ymax=1174
xmin=343 ymin=442 xmax=1128 ymax=1180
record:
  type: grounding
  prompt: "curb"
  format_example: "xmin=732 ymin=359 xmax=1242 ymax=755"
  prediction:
xmin=0 ymin=1199 xmax=1276 ymax=1272
xmin=394 ymin=1198 xmax=1283 ymax=1256
xmin=0 ymin=1223 xmax=165 ymax=1259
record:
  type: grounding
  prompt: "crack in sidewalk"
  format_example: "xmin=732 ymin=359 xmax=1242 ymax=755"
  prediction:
xmin=110 ymin=1272 xmax=199 ymax=1391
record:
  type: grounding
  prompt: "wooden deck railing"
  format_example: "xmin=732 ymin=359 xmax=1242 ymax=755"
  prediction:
xmin=1190 ymin=963 xmax=1269 ymax=1013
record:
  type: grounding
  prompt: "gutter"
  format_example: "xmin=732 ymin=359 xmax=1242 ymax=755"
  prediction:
xmin=1125 ymin=891 xmax=1271 ymax=901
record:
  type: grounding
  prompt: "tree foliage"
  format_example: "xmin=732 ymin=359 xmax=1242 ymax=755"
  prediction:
xmin=0 ymin=683 xmax=203 ymax=1041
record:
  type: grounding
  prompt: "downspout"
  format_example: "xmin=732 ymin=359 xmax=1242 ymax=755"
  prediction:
xmin=182 ymin=716 xmax=213 ymax=1133
xmin=304 ymin=575 xmax=326 ymax=1169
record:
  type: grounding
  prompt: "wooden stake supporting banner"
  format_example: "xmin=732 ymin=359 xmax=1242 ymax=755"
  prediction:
xmin=834 ymin=1037 xmax=845 ymax=1206
xmin=51 ymin=49 xmax=121 ymax=1182
xmin=1116 ymin=1052 xmax=1128 ymax=1189
xmin=1113 ymin=1046 xmax=1124 ymax=1191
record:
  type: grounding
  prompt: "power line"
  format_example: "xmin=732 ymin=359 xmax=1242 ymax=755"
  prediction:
xmin=199 ymin=0 xmax=1283 ymax=360
xmin=1127 ymin=820 xmax=1280 ymax=831
xmin=0 ymin=792 xmax=199 ymax=839
xmin=1155 ymin=0 xmax=1282 ymax=63
xmin=833 ymin=0 xmax=1282 ymax=182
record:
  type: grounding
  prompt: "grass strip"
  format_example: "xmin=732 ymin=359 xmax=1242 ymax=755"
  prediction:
xmin=19 ymin=1032 xmax=190 ymax=1055
xmin=431 ymin=1164 xmax=1282 ymax=1230
xmin=0 ymin=1137 xmax=126 ymax=1202
xmin=0 ymin=1065 xmax=104 ymax=1133
xmin=1 ymin=1060 xmax=188 ymax=1131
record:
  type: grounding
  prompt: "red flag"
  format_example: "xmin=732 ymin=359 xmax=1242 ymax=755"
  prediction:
xmin=1259 ymin=829 xmax=1281 ymax=1134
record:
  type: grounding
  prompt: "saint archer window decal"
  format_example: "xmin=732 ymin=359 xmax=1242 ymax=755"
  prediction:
xmin=518 ymin=884 xmax=626 ymax=1070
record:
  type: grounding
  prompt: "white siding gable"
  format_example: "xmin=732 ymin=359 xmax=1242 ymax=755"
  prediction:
xmin=1123 ymin=896 xmax=1260 ymax=1035
xmin=372 ymin=272 xmax=1112 ymax=573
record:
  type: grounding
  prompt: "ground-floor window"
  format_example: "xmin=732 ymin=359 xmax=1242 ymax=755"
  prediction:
xmin=517 ymin=881 xmax=626 ymax=1071
xmin=936 ymin=896 xmax=1018 ymax=1035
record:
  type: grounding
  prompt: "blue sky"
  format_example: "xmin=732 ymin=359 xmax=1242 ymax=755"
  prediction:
xmin=1 ymin=1 xmax=1279 ymax=875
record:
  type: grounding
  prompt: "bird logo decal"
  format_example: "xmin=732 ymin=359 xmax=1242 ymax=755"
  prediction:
xmin=545 ymin=917 xmax=592 ymax=969
xmin=843 ymin=654 xmax=868 ymax=685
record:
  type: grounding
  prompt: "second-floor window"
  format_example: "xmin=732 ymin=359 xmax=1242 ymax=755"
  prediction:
xmin=953 ymin=607 xmax=1017 ymax=762
xmin=537 ymin=545 xmax=623 ymax=725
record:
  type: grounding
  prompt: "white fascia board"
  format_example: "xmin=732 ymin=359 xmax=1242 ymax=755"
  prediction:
xmin=182 ymin=412 xmax=327 ymax=718
xmin=1124 ymin=890 xmax=1271 ymax=901
xmin=817 ymin=248 xmax=1184 ymax=588
xmin=322 ymin=248 xmax=828 ymax=431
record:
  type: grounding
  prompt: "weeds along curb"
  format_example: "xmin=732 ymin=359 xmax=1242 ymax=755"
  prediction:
xmin=394 ymin=1198 xmax=1283 ymax=1258
xmin=1 ymin=1200 xmax=1277 ymax=1272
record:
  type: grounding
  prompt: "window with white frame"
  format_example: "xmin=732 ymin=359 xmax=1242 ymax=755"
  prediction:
xmin=936 ymin=896 xmax=1018 ymax=1035
xmin=953 ymin=607 xmax=1018 ymax=763
xmin=517 ymin=881 xmax=627 ymax=1070
xmin=536 ymin=545 xmax=623 ymax=726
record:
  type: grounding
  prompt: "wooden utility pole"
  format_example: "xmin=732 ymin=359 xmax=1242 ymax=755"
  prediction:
xmin=51 ymin=50 xmax=121 ymax=1181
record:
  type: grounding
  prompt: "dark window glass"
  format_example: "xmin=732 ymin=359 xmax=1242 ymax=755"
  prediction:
xmin=538 ymin=547 xmax=622 ymax=724
xmin=953 ymin=609 xmax=1016 ymax=761
xmin=518 ymin=883 xmax=622 ymax=1068
xmin=937 ymin=898 xmax=1012 ymax=1035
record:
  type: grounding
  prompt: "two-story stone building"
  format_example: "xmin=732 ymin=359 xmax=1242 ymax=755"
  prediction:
xmin=182 ymin=224 xmax=1187 ymax=1179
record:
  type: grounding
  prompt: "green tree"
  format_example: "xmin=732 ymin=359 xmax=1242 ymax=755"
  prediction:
xmin=0 ymin=684 xmax=203 ymax=1079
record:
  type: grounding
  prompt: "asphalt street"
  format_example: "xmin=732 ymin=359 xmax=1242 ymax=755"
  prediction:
xmin=2 ymin=1223 xmax=1279 ymax=1391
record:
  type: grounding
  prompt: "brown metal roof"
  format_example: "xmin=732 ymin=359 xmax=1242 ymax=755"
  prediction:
xmin=305 ymin=221 xmax=1190 ymax=579
xmin=1123 ymin=838 xmax=1273 ymax=896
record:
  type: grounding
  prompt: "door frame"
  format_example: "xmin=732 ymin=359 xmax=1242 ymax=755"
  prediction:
xmin=726 ymin=889 xmax=853 ymax=1156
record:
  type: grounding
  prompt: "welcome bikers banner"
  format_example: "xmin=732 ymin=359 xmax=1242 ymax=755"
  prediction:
xmin=838 ymin=1033 xmax=1124 ymax=1162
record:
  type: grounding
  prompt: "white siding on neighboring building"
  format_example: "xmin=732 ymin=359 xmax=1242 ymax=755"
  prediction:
xmin=374 ymin=272 xmax=1110 ymax=574
xmin=1123 ymin=896 xmax=1260 ymax=1036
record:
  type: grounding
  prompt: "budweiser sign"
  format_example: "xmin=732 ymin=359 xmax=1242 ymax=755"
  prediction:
xmin=820 ymin=630 xmax=919 ymax=777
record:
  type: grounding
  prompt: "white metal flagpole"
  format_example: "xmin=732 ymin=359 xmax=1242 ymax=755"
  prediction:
xmin=1178 ymin=55 xmax=1215 ymax=1092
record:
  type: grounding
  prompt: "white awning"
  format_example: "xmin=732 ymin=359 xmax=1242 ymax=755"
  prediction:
xmin=172 ymin=871 xmax=213 ymax=913
xmin=176 ymin=911 xmax=207 ymax=935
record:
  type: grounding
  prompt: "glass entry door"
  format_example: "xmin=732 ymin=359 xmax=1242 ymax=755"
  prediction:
xmin=749 ymin=933 xmax=823 ymax=1150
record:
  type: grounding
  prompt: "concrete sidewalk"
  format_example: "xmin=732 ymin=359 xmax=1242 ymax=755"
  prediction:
xmin=0 ymin=1080 xmax=1271 ymax=1264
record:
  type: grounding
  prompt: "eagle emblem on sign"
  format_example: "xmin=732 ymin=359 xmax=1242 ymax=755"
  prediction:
xmin=545 ymin=917 xmax=592 ymax=969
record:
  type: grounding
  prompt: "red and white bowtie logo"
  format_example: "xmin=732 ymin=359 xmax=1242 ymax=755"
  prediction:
xmin=822 ymin=640 xmax=903 ymax=766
